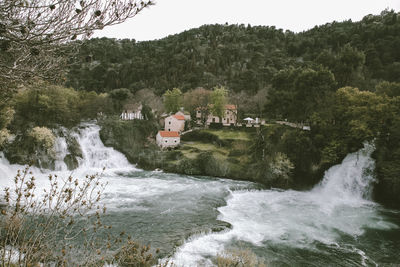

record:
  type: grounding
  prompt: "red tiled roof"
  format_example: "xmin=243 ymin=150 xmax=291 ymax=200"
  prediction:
xmin=158 ymin=131 xmax=180 ymax=137
xmin=198 ymin=104 xmax=237 ymax=110
xmin=173 ymin=115 xmax=185 ymax=120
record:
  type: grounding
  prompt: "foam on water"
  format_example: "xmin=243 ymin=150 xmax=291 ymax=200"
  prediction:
xmin=169 ymin=143 xmax=398 ymax=266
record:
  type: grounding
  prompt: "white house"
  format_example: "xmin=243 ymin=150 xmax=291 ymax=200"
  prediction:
xmin=120 ymin=103 xmax=143 ymax=120
xmin=156 ymin=131 xmax=180 ymax=148
xmin=165 ymin=114 xmax=185 ymax=132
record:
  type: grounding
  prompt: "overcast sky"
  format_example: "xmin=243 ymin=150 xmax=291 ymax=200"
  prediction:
xmin=94 ymin=0 xmax=400 ymax=41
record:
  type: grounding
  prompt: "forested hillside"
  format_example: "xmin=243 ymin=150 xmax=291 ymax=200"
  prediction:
xmin=66 ymin=9 xmax=400 ymax=96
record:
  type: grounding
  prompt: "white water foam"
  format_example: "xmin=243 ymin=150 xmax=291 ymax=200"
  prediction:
xmin=0 ymin=123 xmax=138 ymax=200
xmin=169 ymin=143 xmax=398 ymax=266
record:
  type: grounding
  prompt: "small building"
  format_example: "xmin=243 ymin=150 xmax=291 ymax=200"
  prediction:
xmin=175 ymin=110 xmax=191 ymax=121
xmin=196 ymin=104 xmax=237 ymax=126
xmin=120 ymin=103 xmax=143 ymax=120
xmin=165 ymin=114 xmax=185 ymax=132
xmin=156 ymin=131 xmax=180 ymax=149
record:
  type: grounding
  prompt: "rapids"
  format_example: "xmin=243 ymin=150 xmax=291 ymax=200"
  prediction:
xmin=0 ymin=123 xmax=399 ymax=266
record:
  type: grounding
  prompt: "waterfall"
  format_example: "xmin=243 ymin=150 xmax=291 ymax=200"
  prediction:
xmin=310 ymin=142 xmax=376 ymax=211
xmin=0 ymin=123 xmax=137 ymax=185
xmin=71 ymin=123 xmax=133 ymax=171
xmin=54 ymin=136 xmax=68 ymax=171
xmin=169 ymin=143 xmax=396 ymax=267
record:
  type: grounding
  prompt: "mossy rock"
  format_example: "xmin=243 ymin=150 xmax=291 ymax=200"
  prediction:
xmin=64 ymin=154 xmax=80 ymax=170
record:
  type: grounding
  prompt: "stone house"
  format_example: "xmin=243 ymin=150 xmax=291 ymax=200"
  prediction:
xmin=120 ymin=103 xmax=143 ymax=120
xmin=196 ymin=104 xmax=237 ymax=126
xmin=165 ymin=114 xmax=185 ymax=132
xmin=156 ymin=131 xmax=180 ymax=148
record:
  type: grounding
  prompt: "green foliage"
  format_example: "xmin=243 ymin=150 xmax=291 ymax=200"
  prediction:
xmin=12 ymin=81 xmax=112 ymax=129
xmin=67 ymin=10 xmax=400 ymax=95
xmin=210 ymin=86 xmax=228 ymax=119
xmin=163 ymin=88 xmax=182 ymax=113
xmin=109 ymin=88 xmax=133 ymax=111
xmin=266 ymin=66 xmax=336 ymax=121
xmin=141 ymin=103 xmax=154 ymax=120
xmin=375 ymin=81 xmax=400 ymax=97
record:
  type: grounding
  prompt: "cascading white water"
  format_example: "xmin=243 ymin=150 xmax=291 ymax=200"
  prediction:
xmin=169 ymin=143 xmax=397 ymax=266
xmin=311 ymin=142 xmax=376 ymax=207
xmin=71 ymin=123 xmax=134 ymax=172
xmin=54 ymin=136 xmax=68 ymax=171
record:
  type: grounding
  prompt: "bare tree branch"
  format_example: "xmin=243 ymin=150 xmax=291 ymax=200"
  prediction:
xmin=0 ymin=0 xmax=154 ymax=85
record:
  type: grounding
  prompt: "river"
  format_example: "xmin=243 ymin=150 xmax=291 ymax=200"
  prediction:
xmin=0 ymin=123 xmax=399 ymax=266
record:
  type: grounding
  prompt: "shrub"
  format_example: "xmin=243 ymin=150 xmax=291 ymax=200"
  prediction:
xmin=216 ymin=249 xmax=265 ymax=267
xmin=0 ymin=129 xmax=10 ymax=148
xmin=29 ymin=126 xmax=55 ymax=151
xmin=165 ymin=150 xmax=183 ymax=161
xmin=209 ymin=122 xmax=223 ymax=129
xmin=0 ymin=167 xmax=153 ymax=266
xmin=177 ymin=158 xmax=200 ymax=175
xmin=113 ymin=240 xmax=155 ymax=267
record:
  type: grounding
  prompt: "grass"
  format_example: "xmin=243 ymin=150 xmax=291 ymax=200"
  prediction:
xmin=180 ymin=141 xmax=229 ymax=160
xmin=203 ymin=129 xmax=251 ymax=141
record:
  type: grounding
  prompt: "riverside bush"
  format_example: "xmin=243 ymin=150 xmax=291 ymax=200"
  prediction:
xmin=216 ymin=249 xmax=265 ymax=267
xmin=0 ymin=167 xmax=157 ymax=266
xmin=29 ymin=127 xmax=55 ymax=151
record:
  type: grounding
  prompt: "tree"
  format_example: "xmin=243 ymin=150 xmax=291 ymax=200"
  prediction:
xmin=183 ymin=87 xmax=211 ymax=126
xmin=210 ymin=85 xmax=228 ymax=122
xmin=375 ymin=81 xmax=400 ymax=97
xmin=183 ymin=87 xmax=211 ymax=113
xmin=163 ymin=88 xmax=182 ymax=113
xmin=109 ymin=88 xmax=132 ymax=112
xmin=0 ymin=0 xmax=154 ymax=85
xmin=134 ymin=89 xmax=164 ymax=115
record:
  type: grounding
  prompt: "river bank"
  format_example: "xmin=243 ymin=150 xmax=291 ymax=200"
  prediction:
xmin=2 ymin=117 xmax=399 ymax=208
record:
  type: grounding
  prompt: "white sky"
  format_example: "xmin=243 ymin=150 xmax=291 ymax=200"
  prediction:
xmin=94 ymin=0 xmax=400 ymax=41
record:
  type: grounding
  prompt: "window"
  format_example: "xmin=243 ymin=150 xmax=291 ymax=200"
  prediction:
xmin=165 ymin=140 xmax=167 ymax=143
xmin=169 ymin=121 xmax=171 ymax=125
xmin=197 ymin=110 xmax=201 ymax=114
xmin=174 ymin=140 xmax=177 ymax=143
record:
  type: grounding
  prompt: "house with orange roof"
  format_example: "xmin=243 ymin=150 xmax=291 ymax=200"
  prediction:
xmin=196 ymin=104 xmax=237 ymax=126
xmin=165 ymin=114 xmax=186 ymax=133
xmin=156 ymin=131 xmax=180 ymax=148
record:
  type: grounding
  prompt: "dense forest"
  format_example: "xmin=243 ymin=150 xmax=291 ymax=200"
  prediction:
xmin=67 ymin=9 xmax=400 ymax=96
